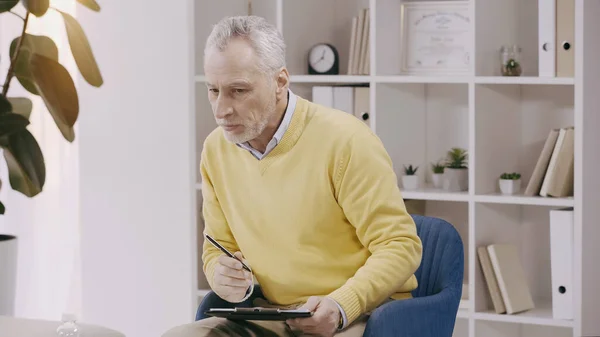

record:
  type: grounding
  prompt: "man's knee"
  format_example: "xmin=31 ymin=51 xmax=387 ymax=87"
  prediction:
xmin=161 ymin=318 xmax=228 ymax=337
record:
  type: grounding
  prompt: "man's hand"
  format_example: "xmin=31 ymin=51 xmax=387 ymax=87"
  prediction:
xmin=286 ymin=296 xmax=341 ymax=337
xmin=213 ymin=251 xmax=253 ymax=303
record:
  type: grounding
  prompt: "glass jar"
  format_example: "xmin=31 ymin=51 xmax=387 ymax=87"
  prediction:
xmin=500 ymin=45 xmax=522 ymax=76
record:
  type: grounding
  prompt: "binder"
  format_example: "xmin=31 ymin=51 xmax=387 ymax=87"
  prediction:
xmin=353 ymin=87 xmax=370 ymax=128
xmin=549 ymin=207 xmax=574 ymax=319
xmin=556 ymin=0 xmax=575 ymax=77
xmin=332 ymin=86 xmax=354 ymax=114
xmin=538 ymin=0 xmax=556 ymax=77
xmin=312 ymin=86 xmax=333 ymax=108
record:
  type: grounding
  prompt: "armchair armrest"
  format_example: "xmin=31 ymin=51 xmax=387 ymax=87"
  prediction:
xmin=363 ymin=289 xmax=461 ymax=337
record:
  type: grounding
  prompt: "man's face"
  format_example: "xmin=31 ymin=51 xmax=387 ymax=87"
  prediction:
xmin=204 ymin=38 xmax=278 ymax=144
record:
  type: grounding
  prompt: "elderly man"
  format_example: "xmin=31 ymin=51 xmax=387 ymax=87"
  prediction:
xmin=162 ymin=15 xmax=422 ymax=337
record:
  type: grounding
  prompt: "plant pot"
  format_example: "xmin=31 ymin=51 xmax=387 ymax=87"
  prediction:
xmin=0 ymin=234 xmax=17 ymax=316
xmin=431 ymin=173 xmax=444 ymax=189
xmin=499 ymin=178 xmax=521 ymax=195
xmin=444 ymin=168 xmax=468 ymax=192
xmin=402 ymin=175 xmax=419 ymax=190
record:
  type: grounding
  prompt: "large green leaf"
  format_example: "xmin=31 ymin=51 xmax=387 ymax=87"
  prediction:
xmin=30 ymin=54 xmax=78 ymax=142
xmin=59 ymin=11 xmax=103 ymax=87
xmin=0 ymin=0 xmax=19 ymax=13
xmin=2 ymin=128 xmax=45 ymax=197
xmin=10 ymin=34 xmax=59 ymax=95
xmin=77 ymin=0 xmax=100 ymax=11
xmin=7 ymin=97 xmax=33 ymax=119
xmin=0 ymin=94 xmax=12 ymax=114
xmin=0 ymin=113 xmax=30 ymax=138
xmin=21 ymin=0 xmax=49 ymax=17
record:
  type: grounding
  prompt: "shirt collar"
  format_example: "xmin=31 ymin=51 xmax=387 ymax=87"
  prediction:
xmin=236 ymin=89 xmax=297 ymax=158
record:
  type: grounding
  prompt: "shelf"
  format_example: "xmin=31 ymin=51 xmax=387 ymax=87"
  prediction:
xmin=475 ymin=76 xmax=574 ymax=85
xmin=191 ymin=1 xmax=600 ymax=336
xmin=375 ymin=75 xmax=471 ymax=84
xmin=401 ymin=187 xmax=469 ymax=202
xmin=474 ymin=193 xmax=574 ymax=207
xmin=197 ymin=74 xmax=575 ymax=86
xmin=290 ymin=75 xmax=370 ymax=84
xmin=474 ymin=301 xmax=573 ymax=328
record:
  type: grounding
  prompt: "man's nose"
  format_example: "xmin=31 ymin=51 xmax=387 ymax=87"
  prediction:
xmin=214 ymin=95 xmax=233 ymax=119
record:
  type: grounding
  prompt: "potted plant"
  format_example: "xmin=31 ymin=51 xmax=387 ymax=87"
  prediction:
xmin=402 ymin=164 xmax=419 ymax=190
xmin=444 ymin=147 xmax=468 ymax=192
xmin=430 ymin=160 xmax=445 ymax=188
xmin=0 ymin=0 xmax=103 ymax=316
xmin=499 ymin=172 xmax=521 ymax=195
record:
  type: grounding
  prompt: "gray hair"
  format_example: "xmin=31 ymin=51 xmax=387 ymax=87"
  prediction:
xmin=204 ymin=16 xmax=286 ymax=76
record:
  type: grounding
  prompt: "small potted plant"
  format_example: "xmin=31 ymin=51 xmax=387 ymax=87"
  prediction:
xmin=499 ymin=172 xmax=521 ymax=195
xmin=444 ymin=147 xmax=468 ymax=192
xmin=431 ymin=161 xmax=445 ymax=188
xmin=402 ymin=164 xmax=419 ymax=190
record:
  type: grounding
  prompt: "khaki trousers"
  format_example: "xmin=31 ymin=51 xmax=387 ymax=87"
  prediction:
xmin=161 ymin=314 xmax=368 ymax=337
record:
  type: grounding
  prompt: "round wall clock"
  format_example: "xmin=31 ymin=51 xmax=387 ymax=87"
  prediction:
xmin=308 ymin=43 xmax=339 ymax=75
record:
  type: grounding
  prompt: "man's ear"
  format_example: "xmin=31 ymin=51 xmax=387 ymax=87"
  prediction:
xmin=275 ymin=68 xmax=290 ymax=99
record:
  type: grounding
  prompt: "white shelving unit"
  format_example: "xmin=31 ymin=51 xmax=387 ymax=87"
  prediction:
xmin=191 ymin=1 xmax=600 ymax=336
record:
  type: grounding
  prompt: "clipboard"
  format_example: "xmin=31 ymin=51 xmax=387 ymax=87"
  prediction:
xmin=204 ymin=307 xmax=313 ymax=321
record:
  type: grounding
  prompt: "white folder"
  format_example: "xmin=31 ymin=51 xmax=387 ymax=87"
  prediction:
xmin=312 ymin=86 xmax=333 ymax=108
xmin=549 ymin=207 xmax=574 ymax=319
xmin=538 ymin=0 xmax=556 ymax=77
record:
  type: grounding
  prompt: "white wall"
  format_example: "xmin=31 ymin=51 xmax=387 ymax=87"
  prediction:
xmin=77 ymin=0 xmax=196 ymax=336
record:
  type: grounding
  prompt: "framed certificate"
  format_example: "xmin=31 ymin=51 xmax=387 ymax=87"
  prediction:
xmin=399 ymin=1 xmax=471 ymax=75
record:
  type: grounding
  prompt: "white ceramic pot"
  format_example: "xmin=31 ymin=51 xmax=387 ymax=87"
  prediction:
xmin=499 ymin=179 xmax=521 ymax=195
xmin=402 ymin=175 xmax=419 ymax=190
xmin=0 ymin=235 xmax=17 ymax=316
xmin=444 ymin=168 xmax=468 ymax=192
xmin=431 ymin=173 xmax=444 ymax=188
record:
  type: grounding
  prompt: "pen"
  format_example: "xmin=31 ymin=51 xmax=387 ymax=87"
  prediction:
xmin=204 ymin=233 xmax=252 ymax=272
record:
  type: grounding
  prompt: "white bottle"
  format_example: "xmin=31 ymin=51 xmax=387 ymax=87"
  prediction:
xmin=56 ymin=313 xmax=80 ymax=337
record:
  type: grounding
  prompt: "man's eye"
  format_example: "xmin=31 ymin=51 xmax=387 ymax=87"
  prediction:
xmin=209 ymin=89 xmax=218 ymax=94
xmin=233 ymin=89 xmax=245 ymax=94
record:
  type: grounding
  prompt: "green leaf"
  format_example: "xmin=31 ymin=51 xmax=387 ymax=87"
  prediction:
xmin=0 ymin=94 xmax=12 ymax=114
xmin=0 ymin=200 xmax=5 ymax=214
xmin=76 ymin=0 xmax=100 ymax=11
xmin=10 ymin=34 xmax=59 ymax=95
xmin=0 ymin=113 xmax=30 ymax=138
xmin=30 ymin=54 xmax=78 ymax=142
xmin=21 ymin=0 xmax=49 ymax=17
xmin=7 ymin=97 xmax=32 ymax=119
xmin=0 ymin=0 xmax=19 ymax=13
xmin=2 ymin=128 xmax=45 ymax=197
xmin=59 ymin=11 xmax=103 ymax=87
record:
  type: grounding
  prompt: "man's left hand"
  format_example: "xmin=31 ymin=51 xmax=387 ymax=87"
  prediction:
xmin=286 ymin=296 xmax=341 ymax=337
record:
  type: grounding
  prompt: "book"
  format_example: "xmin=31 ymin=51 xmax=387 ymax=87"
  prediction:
xmin=487 ymin=244 xmax=535 ymax=314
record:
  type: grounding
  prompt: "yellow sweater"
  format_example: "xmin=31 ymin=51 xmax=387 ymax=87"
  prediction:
xmin=200 ymin=96 xmax=422 ymax=325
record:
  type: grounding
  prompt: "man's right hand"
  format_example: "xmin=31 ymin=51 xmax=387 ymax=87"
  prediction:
xmin=213 ymin=251 xmax=253 ymax=303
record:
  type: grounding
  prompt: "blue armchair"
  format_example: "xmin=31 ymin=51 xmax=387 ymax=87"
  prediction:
xmin=196 ymin=214 xmax=464 ymax=337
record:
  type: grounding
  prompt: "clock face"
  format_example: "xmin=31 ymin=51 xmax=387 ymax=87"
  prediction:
xmin=309 ymin=44 xmax=335 ymax=73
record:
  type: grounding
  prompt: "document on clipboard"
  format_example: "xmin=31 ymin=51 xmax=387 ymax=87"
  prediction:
xmin=205 ymin=307 xmax=313 ymax=321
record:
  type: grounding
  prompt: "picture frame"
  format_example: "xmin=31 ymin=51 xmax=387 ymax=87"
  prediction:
xmin=399 ymin=1 xmax=472 ymax=75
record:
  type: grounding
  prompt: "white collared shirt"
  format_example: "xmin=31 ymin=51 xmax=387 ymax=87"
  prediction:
xmin=236 ymin=89 xmax=297 ymax=160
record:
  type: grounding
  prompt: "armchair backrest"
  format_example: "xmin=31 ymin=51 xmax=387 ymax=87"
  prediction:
xmin=410 ymin=214 xmax=464 ymax=299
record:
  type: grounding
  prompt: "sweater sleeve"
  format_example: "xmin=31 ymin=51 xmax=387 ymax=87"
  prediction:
xmin=327 ymin=128 xmax=423 ymax=325
xmin=200 ymin=149 xmax=251 ymax=300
